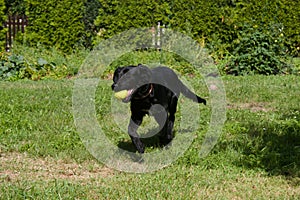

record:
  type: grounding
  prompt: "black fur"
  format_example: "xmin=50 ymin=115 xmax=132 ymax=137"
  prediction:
xmin=112 ymin=64 xmax=206 ymax=153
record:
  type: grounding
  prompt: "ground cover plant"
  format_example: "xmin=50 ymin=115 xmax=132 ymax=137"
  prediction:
xmin=0 ymin=69 xmax=299 ymax=199
xmin=0 ymin=45 xmax=88 ymax=80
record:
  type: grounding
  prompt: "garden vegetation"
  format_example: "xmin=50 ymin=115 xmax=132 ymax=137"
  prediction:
xmin=0 ymin=1 xmax=299 ymax=199
xmin=0 ymin=0 xmax=299 ymax=79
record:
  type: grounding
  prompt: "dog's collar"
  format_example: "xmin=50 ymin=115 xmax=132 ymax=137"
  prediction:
xmin=133 ymin=84 xmax=153 ymax=100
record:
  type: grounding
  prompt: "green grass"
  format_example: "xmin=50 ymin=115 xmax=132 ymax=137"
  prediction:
xmin=0 ymin=75 xmax=300 ymax=199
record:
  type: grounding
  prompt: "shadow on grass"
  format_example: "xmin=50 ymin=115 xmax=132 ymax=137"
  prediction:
xmin=116 ymin=135 xmax=163 ymax=163
xmin=117 ymin=135 xmax=161 ymax=153
xmin=238 ymin=112 xmax=300 ymax=178
xmin=116 ymin=127 xmax=191 ymax=153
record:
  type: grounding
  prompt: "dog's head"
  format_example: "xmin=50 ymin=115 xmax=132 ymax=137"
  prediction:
xmin=111 ymin=64 xmax=152 ymax=102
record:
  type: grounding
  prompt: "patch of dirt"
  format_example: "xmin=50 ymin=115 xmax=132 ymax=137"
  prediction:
xmin=0 ymin=152 xmax=115 ymax=183
xmin=227 ymin=102 xmax=273 ymax=112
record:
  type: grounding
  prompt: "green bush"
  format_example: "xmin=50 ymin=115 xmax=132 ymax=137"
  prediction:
xmin=0 ymin=0 xmax=6 ymax=51
xmin=103 ymin=50 xmax=196 ymax=78
xmin=225 ymin=24 xmax=294 ymax=75
xmin=5 ymin=0 xmax=99 ymax=50
xmin=233 ymin=0 xmax=300 ymax=57
xmin=4 ymin=0 xmax=26 ymax=15
xmin=3 ymin=0 xmax=299 ymax=68
xmin=0 ymin=52 xmax=26 ymax=79
xmin=94 ymin=0 xmax=299 ymax=58
xmin=277 ymin=0 xmax=300 ymax=57
xmin=23 ymin=0 xmax=86 ymax=53
xmin=94 ymin=0 xmax=171 ymax=41
xmin=0 ymin=51 xmax=67 ymax=80
xmin=82 ymin=0 xmax=101 ymax=49
xmin=0 ymin=45 xmax=87 ymax=80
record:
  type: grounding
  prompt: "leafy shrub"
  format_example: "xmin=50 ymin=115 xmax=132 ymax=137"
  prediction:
xmin=225 ymin=24 xmax=294 ymax=75
xmin=23 ymin=0 xmax=86 ymax=53
xmin=4 ymin=0 xmax=26 ymax=15
xmin=271 ymin=0 xmax=300 ymax=57
xmin=3 ymin=0 xmax=299 ymax=65
xmin=0 ymin=45 xmax=87 ymax=80
xmin=294 ymin=58 xmax=300 ymax=74
xmin=0 ymin=51 xmax=66 ymax=80
xmin=0 ymin=0 xmax=6 ymax=51
xmin=208 ymin=0 xmax=300 ymax=58
xmin=94 ymin=0 xmax=171 ymax=41
xmin=105 ymin=50 xmax=196 ymax=77
xmin=82 ymin=0 xmax=101 ymax=49
xmin=94 ymin=0 xmax=299 ymax=58
xmin=0 ymin=52 xmax=26 ymax=79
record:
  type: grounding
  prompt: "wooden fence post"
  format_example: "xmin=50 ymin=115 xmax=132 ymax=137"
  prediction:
xmin=4 ymin=15 xmax=28 ymax=52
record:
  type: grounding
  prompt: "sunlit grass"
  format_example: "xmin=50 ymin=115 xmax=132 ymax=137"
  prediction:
xmin=0 ymin=74 xmax=299 ymax=199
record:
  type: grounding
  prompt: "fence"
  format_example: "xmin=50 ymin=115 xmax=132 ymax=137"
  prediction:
xmin=3 ymin=18 xmax=162 ymax=51
xmin=4 ymin=15 xmax=28 ymax=51
xmin=151 ymin=22 xmax=165 ymax=50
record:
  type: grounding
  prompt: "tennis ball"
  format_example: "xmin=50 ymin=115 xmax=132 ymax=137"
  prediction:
xmin=114 ymin=90 xmax=128 ymax=99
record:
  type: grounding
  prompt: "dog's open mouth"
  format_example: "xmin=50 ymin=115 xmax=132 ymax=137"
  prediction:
xmin=114 ymin=89 xmax=134 ymax=103
xmin=123 ymin=89 xmax=134 ymax=103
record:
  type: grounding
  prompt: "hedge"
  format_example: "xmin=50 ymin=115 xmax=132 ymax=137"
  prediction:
xmin=23 ymin=0 xmax=86 ymax=53
xmin=3 ymin=0 xmax=300 ymax=57
xmin=225 ymin=0 xmax=300 ymax=57
xmin=4 ymin=0 xmax=26 ymax=15
xmin=94 ymin=0 xmax=171 ymax=40
xmin=82 ymin=0 xmax=101 ymax=49
xmin=0 ymin=0 xmax=6 ymax=51
xmin=94 ymin=0 xmax=299 ymax=57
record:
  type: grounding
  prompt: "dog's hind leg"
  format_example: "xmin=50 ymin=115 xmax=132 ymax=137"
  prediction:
xmin=152 ymin=106 xmax=169 ymax=145
xmin=128 ymin=115 xmax=145 ymax=153
xmin=167 ymin=95 xmax=178 ymax=143
xmin=159 ymin=95 xmax=178 ymax=146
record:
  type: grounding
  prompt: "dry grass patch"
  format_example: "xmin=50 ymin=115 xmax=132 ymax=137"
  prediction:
xmin=0 ymin=152 xmax=114 ymax=183
xmin=227 ymin=102 xmax=274 ymax=112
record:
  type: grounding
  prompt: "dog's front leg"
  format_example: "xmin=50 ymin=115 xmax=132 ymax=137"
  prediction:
xmin=128 ymin=116 xmax=145 ymax=153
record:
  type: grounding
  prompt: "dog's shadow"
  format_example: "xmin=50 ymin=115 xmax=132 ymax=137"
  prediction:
xmin=117 ymin=135 xmax=161 ymax=153
xmin=116 ymin=128 xmax=189 ymax=162
xmin=117 ymin=140 xmax=138 ymax=153
xmin=116 ymin=133 xmax=162 ymax=163
xmin=117 ymin=125 xmax=195 ymax=155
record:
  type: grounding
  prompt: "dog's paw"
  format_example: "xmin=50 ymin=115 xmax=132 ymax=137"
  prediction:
xmin=131 ymin=154 xmax=144 ymax=163
xmin=135 ymin=141 xmax=145 ymax=154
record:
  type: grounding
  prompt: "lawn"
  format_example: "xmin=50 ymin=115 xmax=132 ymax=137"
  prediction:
xmin=0 ymin=75 xmax=299 ymax=199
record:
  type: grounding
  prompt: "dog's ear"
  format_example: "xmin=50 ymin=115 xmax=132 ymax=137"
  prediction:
xmin=113 ymin=67 xmax=121 ymax=76
xmin=115 ymin=66 xmax=124 ymax=73
xmin=112 ymin=67 xmax=124 ymax=83
xmin=137 ymin=64 xmax=151 ymax=81
xmin=113 ymin=67 xmax=123 ymax=75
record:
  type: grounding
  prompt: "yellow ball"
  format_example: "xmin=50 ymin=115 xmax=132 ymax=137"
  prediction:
xmin=114 ymin=90 xmax=128 ymax=99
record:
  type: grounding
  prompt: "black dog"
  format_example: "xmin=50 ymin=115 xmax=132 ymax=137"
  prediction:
xmin=112 ymin=64 xmax=206 ymax=153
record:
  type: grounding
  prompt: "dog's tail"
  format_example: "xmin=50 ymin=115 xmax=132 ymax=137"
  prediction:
xmin=179 ymin=81 xmax=206 ymax=105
